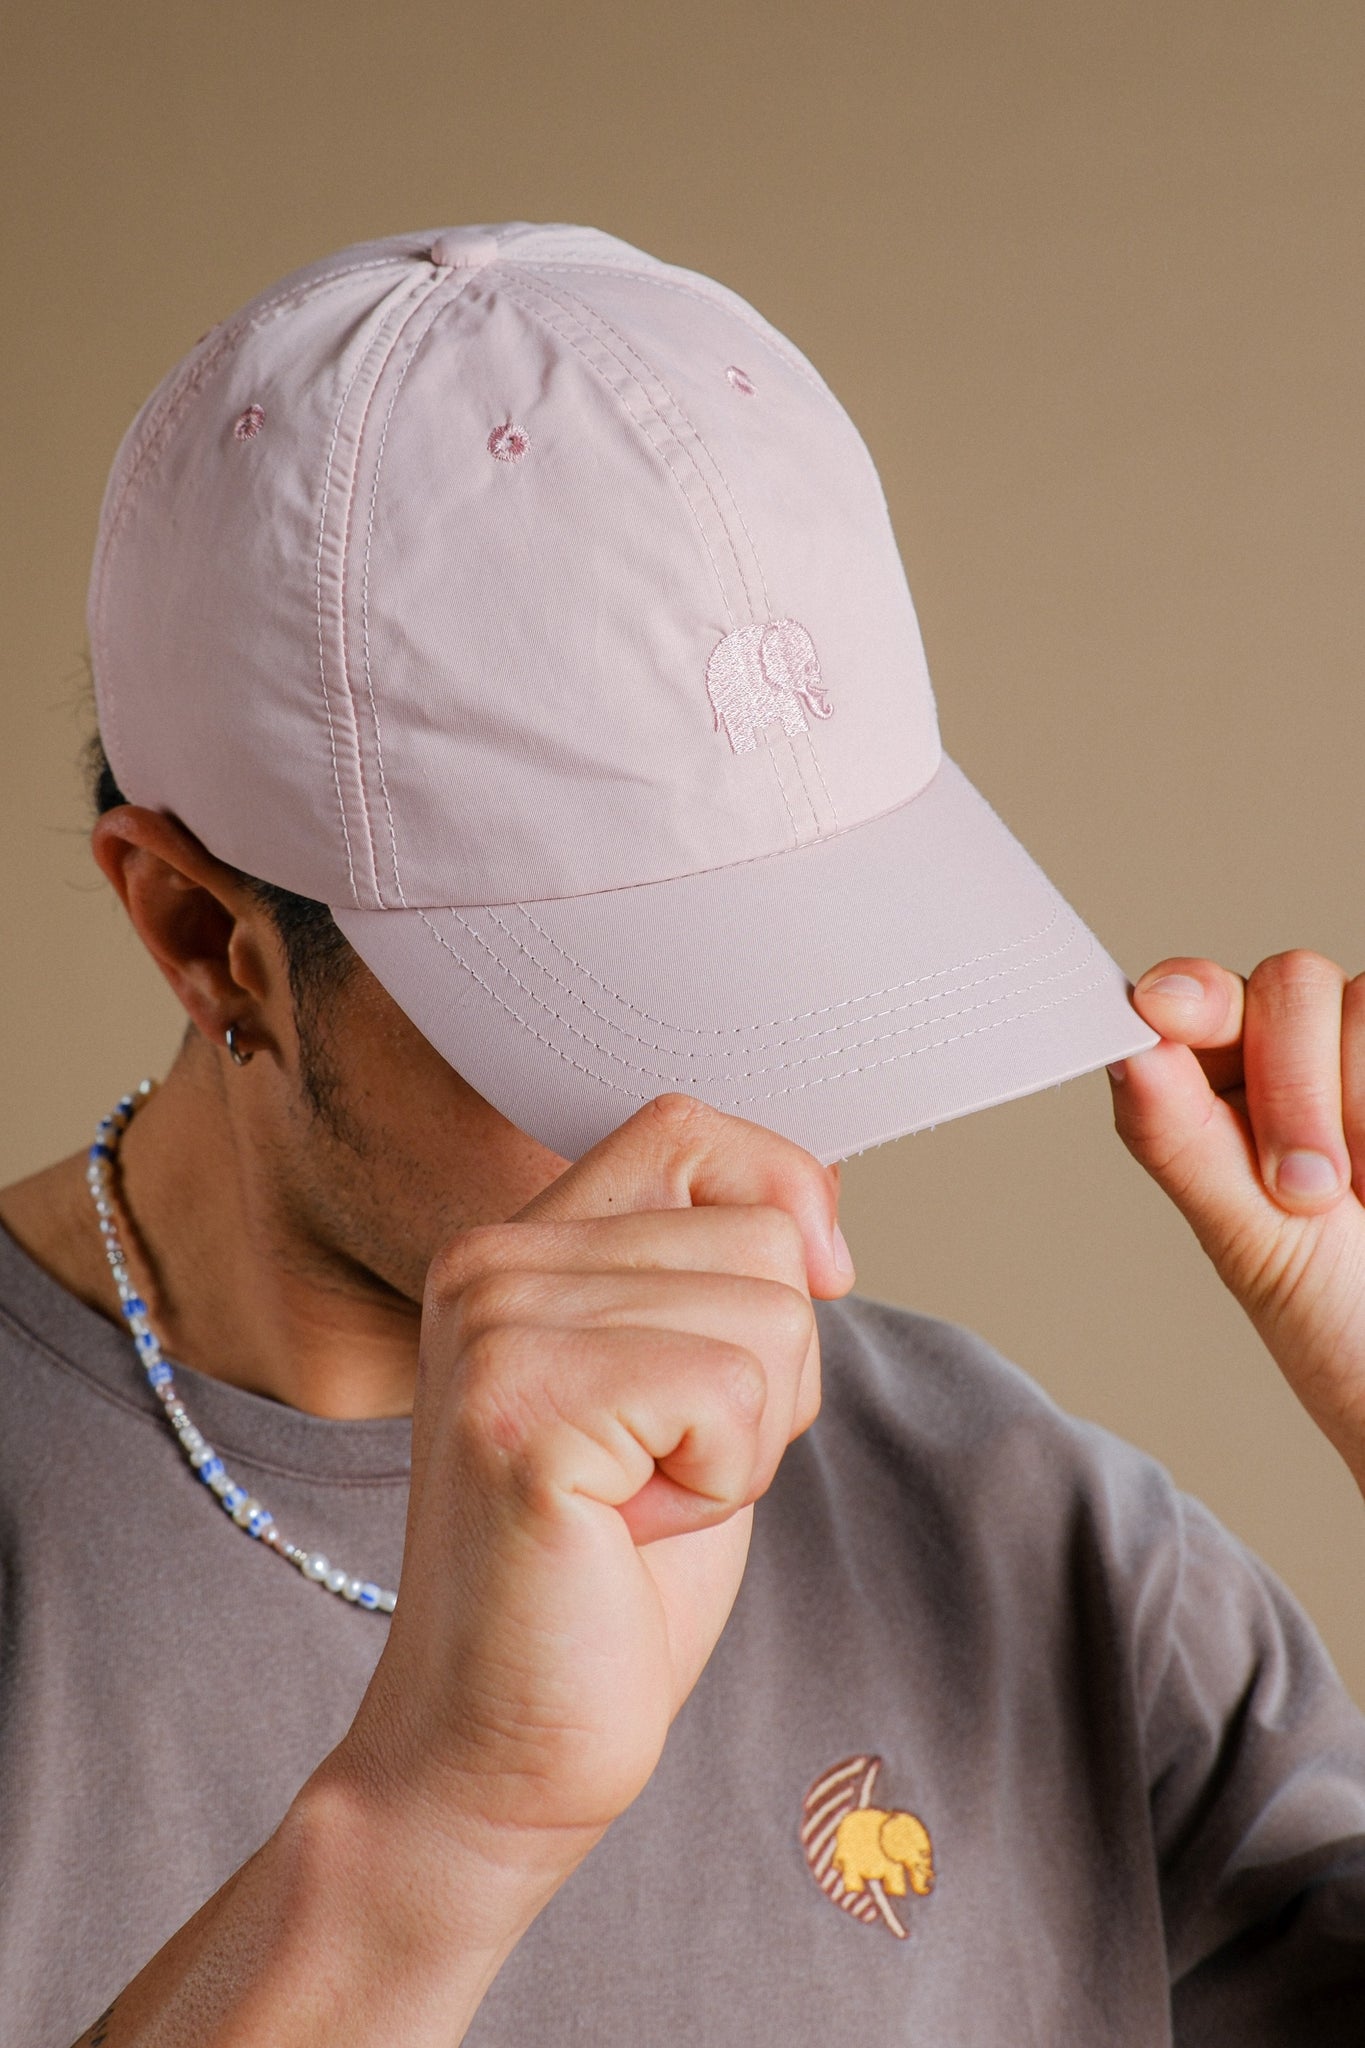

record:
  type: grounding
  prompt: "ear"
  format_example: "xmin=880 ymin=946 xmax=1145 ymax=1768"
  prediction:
xmin=91 ymin=806 xmax=289 ymax=1057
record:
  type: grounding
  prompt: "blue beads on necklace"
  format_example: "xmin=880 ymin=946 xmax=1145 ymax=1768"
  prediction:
xmin=87 ymin=1081 xmax=397 ymax=1617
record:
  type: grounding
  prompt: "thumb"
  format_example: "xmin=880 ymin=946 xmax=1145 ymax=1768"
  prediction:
xmin=512 ymin=1092 xmax=854 ymax=1300
xmin=1110 ymin=1038 xmax=1279 ymax=1272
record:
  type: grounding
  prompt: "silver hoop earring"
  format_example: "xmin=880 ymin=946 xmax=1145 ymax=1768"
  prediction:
xmin=225 ymin=1024 xmax=254 ymax=1067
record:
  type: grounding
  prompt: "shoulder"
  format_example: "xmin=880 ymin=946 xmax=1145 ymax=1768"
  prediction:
xmin=805 ymin=1290 xmax=1358 ymax=1720
xmin=802 ymin=1290 xmax=1196 ymax=1685
xmin=810 ymin=1286 xmax=1174 ymax=1531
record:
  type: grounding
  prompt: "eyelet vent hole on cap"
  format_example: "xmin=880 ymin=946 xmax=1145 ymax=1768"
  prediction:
xmin=487 ymin=420 xmax=530 ymax=462
xmin=726 ymin=365 xmax=755 ymax=395
xmin=232 ymin=405 xmax=266 ymax=441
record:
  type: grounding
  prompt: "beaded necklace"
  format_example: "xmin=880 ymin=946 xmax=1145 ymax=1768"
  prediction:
xmin=86 ymin=1080 xmax=397 ymax=1615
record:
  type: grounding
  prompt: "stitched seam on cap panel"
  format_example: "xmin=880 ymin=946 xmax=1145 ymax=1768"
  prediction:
xmin=539 ymin=271 xmax=774 ymax=621
xmin=417 ymin=906 xmax=1106 ymax=1092
xmin=529 ymin=261 xmax=845 ymax=414
xmin=405 ymin=746 xmax=943 ymax=914
xmin=348 ymin=280 xmax=459 ymax=906
xmin=502 ymin=265 xmax=809 ymax=836
xmin=415 ymin=918 xmax=647 ymax=1102
xmin=435 ymin=906 xmax=1101 ymax=1079
xmin=766 ymin=734 xmax=803 ymax=847
xmin=777 ymin=726 xmax=821 ymax=835
xmin=799 ymin=728 xmax=841 ymax=830
xmin=695 ymin=946 xmax=1098 ymax=1077
xmin=314 ymin=338 xmax=376 ymax=895
xmin=373 ymin=739 xmax=948 ymax=919
xmin=96 ymin=260 xmax=405 ymax=577
xmin=730 ymin=975 xmax=1110 ymax=1106
xmin=536 ymin=265 xmax=888 ymax=515
xmin=91 ymin=259 xmax=405 ymax=777
xmin=507 ymin=898 xmax=1066 ymax=1031
xmin=332 ymin=274 xmax=450 ymax=903
xmin=497 ymin=268 xmax=751 ymax=630
xmin=477 ymin=905 xmax=1091 ymax=1056
xmin=499 ymin=269 xmax=747 ymax=623
xmin=333 ymin=299 xmax=429 ymax=898
xmin=537 ymin=268 xmax=845 ymax=838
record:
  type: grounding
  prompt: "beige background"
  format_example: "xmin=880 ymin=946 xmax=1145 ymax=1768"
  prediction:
xmin=4 ymin=3 xmax=1365 ymax=1693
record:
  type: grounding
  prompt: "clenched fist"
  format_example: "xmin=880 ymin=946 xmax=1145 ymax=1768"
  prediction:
xmin=61 ymin=1104 xmax=858 ymax=2043
xmin=324 ymin=1092 xmax=854 ymax=1927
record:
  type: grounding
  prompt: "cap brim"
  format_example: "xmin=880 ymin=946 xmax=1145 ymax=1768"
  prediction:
xmin=332 ymin=754 xmax=1161 ymax=1167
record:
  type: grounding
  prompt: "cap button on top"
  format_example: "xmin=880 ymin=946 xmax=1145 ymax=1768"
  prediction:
xmin=429 ymin=229 xmax=499 ymax=271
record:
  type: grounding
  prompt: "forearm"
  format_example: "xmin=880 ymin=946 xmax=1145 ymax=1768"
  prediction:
xmin=66 ymin=1763 xmax=574 ymax=2048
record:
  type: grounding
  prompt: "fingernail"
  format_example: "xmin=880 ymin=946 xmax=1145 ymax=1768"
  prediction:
xmin=1276 ymin=1150 xmax=1342 ymax=1198
xmin=831 ymin=1221 xmax=855 ymax=1278
xmin=1106 ymin=1061 xmax=1127 ymax=1082
xmin=1139 ymin=973 xmax=1205 ymax=1002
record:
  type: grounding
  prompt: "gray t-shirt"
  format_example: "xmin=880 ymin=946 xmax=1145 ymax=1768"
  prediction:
xmin=2 ymin=1218 xmax=1365 ymax=2046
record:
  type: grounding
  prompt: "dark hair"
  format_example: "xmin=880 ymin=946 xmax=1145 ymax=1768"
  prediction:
xmin=85 ymin=730 xmax=358 ymax=1014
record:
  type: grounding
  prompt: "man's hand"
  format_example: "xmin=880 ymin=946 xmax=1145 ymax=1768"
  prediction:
xmin=321 ymin=1091 xmax=852 ymax=1925
xmin=81 ymin=1094 xmax=851 ymax=2046
xmin=1109 ymin=951 xmax=1365 ymax=1491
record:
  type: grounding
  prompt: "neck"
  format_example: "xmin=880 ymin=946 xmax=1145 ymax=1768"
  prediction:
xmin=133 ymin=1065 xmax=428 ymax=1417
xmin=2 ymin=1059 xmax=425 ymax=1420
xmin=3 ymin=999 xmax=570 ymax=1419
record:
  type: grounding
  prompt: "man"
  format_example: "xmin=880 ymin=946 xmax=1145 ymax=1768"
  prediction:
xmin=2 ymin=221 xmax=1363 ymax=2045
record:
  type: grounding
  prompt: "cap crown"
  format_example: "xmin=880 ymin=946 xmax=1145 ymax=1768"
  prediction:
xmin=89 ymin=223 xmax=942 ymax=910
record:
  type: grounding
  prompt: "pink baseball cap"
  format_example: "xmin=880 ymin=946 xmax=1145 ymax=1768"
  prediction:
xmin=88 ymin=221 xmax=1159 ymax=1165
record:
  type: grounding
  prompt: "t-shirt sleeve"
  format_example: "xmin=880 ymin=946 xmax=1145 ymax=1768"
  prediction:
xmin=1143 ymin=1486 xmax=1365 ymax=2043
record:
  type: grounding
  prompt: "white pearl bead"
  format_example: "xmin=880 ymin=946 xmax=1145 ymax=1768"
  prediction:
xmin=208 ymin=1470 xmax=231 ymax=1496
xmin=324 ymin=1565 xmax=348 ymax=1594
xmin=340 ymin=1576 xmax=360 ymax=1601
xmin=301 ymin=1553 xmax=330 ymax=1581
xmin=378 ymin=1590 xmax=397 ymax=1614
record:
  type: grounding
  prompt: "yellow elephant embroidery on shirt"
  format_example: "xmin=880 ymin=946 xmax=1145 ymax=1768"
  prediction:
xmin=832 ymin=1806 xmax=935 ymax=1899
xmin=800 ymin=1754 xmax=936 ymax=1940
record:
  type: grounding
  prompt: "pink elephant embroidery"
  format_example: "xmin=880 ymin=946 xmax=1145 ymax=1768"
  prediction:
xmin=705 ymin=618 xmax=833 ymax=755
